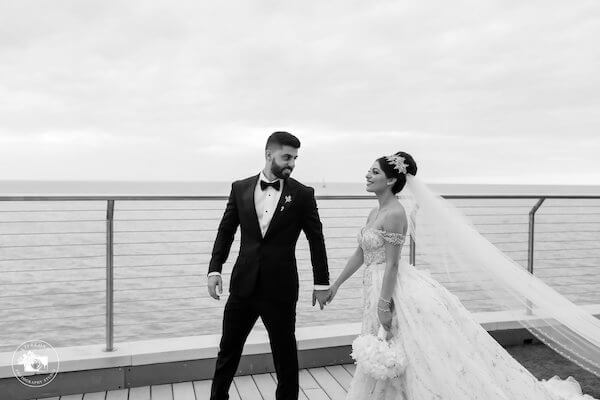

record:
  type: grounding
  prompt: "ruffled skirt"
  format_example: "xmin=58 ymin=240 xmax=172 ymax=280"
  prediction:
xmin=346 ymin=261 xmax=596 ymax=400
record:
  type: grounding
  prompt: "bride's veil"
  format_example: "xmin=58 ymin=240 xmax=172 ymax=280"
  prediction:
xmin=401 ymin=175 xmax=600 ymax=376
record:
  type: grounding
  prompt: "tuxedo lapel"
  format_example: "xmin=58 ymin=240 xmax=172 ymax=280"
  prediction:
xmin=264 ymin=179 xmax=297 ymax=239
xmin=243 ymin=175 xmax=262 ymax=239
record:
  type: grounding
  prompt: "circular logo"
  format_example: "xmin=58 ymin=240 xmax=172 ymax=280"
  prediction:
xmin=12 ymin=340 xmax=59 ymax=387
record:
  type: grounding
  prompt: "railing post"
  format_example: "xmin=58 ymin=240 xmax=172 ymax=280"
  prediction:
xmin=409 ymin=235 xmax=416 ymax=266
xmin=409 ymin=207 xmax=417 ymax=266
xmin=526 ymin=197 xmax=545 ymax=314
xmin=105 ymin=200 xmax=115 ymax=352
xmin=527 ymin=198 xmax=545 ymax=275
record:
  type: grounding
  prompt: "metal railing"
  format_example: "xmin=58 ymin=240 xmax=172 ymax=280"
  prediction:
xmin=1 ymin=193 xmax=599 ymax=352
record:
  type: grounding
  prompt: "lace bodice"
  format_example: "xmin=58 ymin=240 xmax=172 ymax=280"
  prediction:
xmin=358 ymin=227 xmax=406 ymax=266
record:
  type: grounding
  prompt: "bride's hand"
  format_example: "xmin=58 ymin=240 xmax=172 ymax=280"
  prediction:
xmin=377 ymin=298 xmax=393 ymax=331
xmin=326 ymin=284 xmax=338 ymax=304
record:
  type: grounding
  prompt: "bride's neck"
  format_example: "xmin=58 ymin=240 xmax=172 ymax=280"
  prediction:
xmin=376 ymin=190 xmax=396 ymax=208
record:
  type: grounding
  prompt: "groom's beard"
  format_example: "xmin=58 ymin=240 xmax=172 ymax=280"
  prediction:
xmin=271 ymin=163 xmax=293 ymax=179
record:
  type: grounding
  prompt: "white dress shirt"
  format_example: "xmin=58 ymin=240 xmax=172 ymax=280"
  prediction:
xmin=209 ymin=171 xmax=328 ymax=291
xmin=255 ymin=171 xmax=283 ymax=237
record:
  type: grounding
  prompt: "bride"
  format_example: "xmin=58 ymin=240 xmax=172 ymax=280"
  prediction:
xmin=326 ymin=152 xmax=599 ymax=399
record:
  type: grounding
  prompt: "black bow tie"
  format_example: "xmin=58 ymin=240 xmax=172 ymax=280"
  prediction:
xmin=260 ymin=180 xmax=281 ymax=191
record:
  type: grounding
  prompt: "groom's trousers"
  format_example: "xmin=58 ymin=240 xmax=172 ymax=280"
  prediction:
xmin=210 ymin=293 xmax=299 ymax=400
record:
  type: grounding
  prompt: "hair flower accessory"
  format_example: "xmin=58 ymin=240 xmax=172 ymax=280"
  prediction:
xmin=385 ymin=154 xmax=408 ymax=175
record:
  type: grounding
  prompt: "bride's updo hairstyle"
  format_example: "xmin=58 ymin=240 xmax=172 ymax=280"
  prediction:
xmin=377 ymin=151 xmax=417 ymax=194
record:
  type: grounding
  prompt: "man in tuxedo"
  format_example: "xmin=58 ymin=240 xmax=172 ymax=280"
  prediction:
xmin=207 ymin=131 xmax=330 ymax=400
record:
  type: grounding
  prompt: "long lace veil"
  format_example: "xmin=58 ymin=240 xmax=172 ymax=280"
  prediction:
xmin=401 ymin=175 xmax=600 ymax=376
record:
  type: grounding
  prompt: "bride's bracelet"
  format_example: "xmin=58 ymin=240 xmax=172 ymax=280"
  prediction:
xmin=377 ymin=306 xmax=392 ymax=313
xmin=379 ymin=297 xmax=392 ymax=305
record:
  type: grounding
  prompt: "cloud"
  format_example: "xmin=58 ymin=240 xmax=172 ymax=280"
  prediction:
xmin=0 ymin=1 xmax=599 ymax=184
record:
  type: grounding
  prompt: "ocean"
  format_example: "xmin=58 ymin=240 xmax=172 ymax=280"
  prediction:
xmin=0 ymin=180 xmax=599 ymax=353
xmin=2 ymin=180 xmax=600 ymax=196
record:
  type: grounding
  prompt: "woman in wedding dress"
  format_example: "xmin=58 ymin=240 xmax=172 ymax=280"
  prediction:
xmin=326 ymin=152 xmax=598 ymax=399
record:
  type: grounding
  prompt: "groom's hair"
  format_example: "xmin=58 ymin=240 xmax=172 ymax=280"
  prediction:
xmin=266 ymin=131 xmax=301 ymax=150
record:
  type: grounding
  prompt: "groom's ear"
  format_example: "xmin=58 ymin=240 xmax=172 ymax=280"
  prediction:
xmin=265 ymin=148 xmax=272 ymax=160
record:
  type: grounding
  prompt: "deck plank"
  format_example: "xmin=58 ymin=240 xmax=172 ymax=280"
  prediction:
xmin=82 ymin=392 xmax=106 ymax=400
xmin=173 ymin=381 xmax=195 ymax=400
xmin=193 ymin=379 xmax=241 ymax=400
xmin=325 ymin=365 xmax=353 ymax=390
xmin=193 ymin=380 xmax=212 ymax=400
xmin=105 ymin=388 xmax=128 ymax=400
xmin=271 ymin=372 xmax=309 ymax=400
xmin=37 ymin=363 xmax=360 ymax=400
xmin=229 ymin=381 xmax=242 ymax=400
xmin=130 ymin=385 xmax=151 ymax=400
xmin=299 ymin=369 xmax=329 ymax=400
xmin=233 ymin=375 xmax=262 ymax=400
xmin=302 ymin=388 xmax=330 ymax=400
xmin=252 ymin=373 xmax=277 ymax=400
xmin=342 ymin=363 xmax=356 ymax=376
xmin=151 ymin=384 xmax=173 ymax=400
xmin=309 ymin=368 xmax=346 ymax=400
xmin=298 ymin=369 xmax=319 ymax=390
xmin=298 ymin=388 xmax=309 ymax=400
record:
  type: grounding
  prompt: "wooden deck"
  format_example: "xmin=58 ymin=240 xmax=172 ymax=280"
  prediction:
xmin=37 ymin=364 xmax=357 ymax=400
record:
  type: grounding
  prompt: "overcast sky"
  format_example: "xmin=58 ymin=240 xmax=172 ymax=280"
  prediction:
xmin=0 ymin=1 xmax=599 ymax=184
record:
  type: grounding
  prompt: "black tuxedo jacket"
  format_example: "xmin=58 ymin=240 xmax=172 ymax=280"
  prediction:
xmin=208 ymin=175 xmax=329 ymax=302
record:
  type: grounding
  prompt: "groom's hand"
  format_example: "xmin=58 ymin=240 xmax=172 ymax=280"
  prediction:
xmin=312 ymin=289 xmax=329 ymax=310
xmin=207 ymin=275 xmax=223 ymax=300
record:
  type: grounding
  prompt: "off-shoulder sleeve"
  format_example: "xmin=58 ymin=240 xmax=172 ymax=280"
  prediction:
xmin=380 ymin=231 xmax=406 ymax=246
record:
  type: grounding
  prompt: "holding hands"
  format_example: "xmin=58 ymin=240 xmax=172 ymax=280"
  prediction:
xmin=312 ymin=284 xmax=338 ymax=310
xmin=312 ymin=289 xmax=330 ymax=310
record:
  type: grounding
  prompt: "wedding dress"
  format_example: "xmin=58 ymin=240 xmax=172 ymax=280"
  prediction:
xmin=345 ymin=177 xmax=599 ymax=399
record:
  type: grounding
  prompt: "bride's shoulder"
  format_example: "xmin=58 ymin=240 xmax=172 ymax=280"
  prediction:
xmin=382 ymin=205 xmax=407 ymax=234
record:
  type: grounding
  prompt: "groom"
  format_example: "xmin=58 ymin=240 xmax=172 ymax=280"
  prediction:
xmin=207 ymin=131 xmax=330 ymax=400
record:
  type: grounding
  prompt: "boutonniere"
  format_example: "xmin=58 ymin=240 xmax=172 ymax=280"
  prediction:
xmin=280 ymin=195 xmax=292 ymax=212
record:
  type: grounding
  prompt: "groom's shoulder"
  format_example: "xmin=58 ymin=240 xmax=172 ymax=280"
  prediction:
xmin=287 ymin=177 xmax=314 ymax=195
xmin=231 ymin=175 xmax=259 ymax=189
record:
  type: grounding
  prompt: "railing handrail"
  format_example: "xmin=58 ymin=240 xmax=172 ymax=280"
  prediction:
xmin=1 ymin=194 xmax=600 ymax=201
